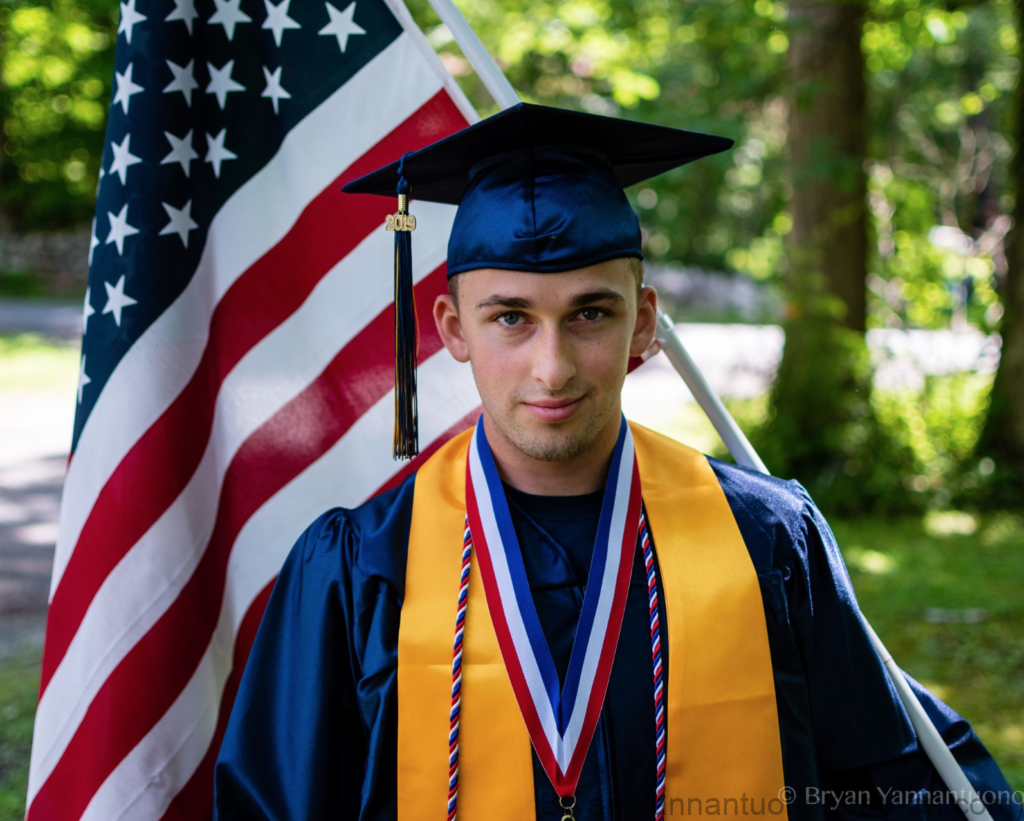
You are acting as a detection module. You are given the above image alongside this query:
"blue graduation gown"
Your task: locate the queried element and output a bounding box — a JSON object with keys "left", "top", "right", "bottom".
{"left": 213, "top": 459, "right": 1021, "bottom": 821}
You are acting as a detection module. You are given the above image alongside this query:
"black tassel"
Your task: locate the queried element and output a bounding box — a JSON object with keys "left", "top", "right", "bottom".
{"left": 392, "top": 155, "right": 418, "bottom": 459}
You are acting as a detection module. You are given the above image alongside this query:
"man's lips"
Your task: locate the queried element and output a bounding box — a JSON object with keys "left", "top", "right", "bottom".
{"left": 521, "top": 396, "right": 585, "bottom": 422}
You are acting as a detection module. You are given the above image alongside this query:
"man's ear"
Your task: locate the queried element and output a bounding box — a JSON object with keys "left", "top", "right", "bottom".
{"left": 629, "top": 284, "right": 658, "bottom": 359}
{"left": 433, "top": 294, "right": 470, "bottom": 363}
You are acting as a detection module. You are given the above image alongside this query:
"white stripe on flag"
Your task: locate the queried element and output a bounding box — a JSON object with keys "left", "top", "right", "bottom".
{"left": 77, "top": 350, "right": 479, "bottom": 821}
{"left": 52, "top": 32, "right": 447, "bottom": 596}
{"left": 29, "top": 207, "right": 453, "bottom": 800}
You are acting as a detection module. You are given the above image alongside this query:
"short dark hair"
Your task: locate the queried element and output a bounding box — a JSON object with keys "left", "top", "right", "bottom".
{"left": 448, "top": 256, "right": 643, "bottom": 310}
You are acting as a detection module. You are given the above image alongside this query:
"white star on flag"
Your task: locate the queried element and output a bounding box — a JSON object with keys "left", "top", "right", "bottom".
{"left": 206, "top": 60, "right": 246, "bottom": 110}
{"left": 159, "top": 200, "right": 199, "bottom": 247}
{"left": 160, "top": 129, "right": 198, "bottom": 176}
{"left": 319, "top": 1, "right": 365, "bottom": 53}
{"left": 209, "top": 0, "right": 252, "bottom": 40}
{"left": 102, "top": 275, "right": 139, "bottom": 327}
{"left": 82, "top": 286, "right": 95, "bottom": 334}
{"left": 105, "top": 203, "right": 140, "bottom": 255}
{"left": 112, "top": 63, "right": 145, "bottom": 115}
{"left": 165, "top": 0, "right": 198, "bottom": 34}
{"left": 117, "top": 0, "right": 147, "bottom": 43}
{"left": 88, "top": 218, "right": 99, "bottom": 266}
{"left": 109, "top": 134, "right": 142, "bottom": 185}
{"left": 205, "top": 129, "right": 238, "bottom": 178}
{"left": 262, "top": 0, "right": 300, "bottom": 46}
{"left": 164, "top": 59, "right": 199, "bottom": 106}
{"left": 261, "top": 66, "right": 291, "bottom": 114}
{"left": 77, "top": 356, "right": 91, "bottom": 404}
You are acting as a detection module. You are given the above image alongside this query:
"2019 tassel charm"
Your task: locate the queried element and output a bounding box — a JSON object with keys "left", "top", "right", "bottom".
{"left": 388, "top": 155, "right": 418, "bottom": 459}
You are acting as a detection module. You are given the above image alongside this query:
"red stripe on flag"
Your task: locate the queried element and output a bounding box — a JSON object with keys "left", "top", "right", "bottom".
{"left": 28, "top": 265, "right": 450, "bottom": 821}
{"left": 158, "top": 408, "right": 480, "bottom": 821}
{"left": 156, "top": 577, "right": 274, "bottom": 821}
{"left": 40, "top": 90, "right": 469, "bottom": 695}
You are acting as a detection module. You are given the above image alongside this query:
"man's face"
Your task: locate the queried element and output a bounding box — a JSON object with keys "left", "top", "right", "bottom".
{"left": 433, "top": 258, "right": 657, "bottom": 463}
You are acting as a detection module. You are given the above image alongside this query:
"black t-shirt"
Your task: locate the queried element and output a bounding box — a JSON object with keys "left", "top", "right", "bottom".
{"left": 503, "top": 482, "right": 604, "bottom": 689}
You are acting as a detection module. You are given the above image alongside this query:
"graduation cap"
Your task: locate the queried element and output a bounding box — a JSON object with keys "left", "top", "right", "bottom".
{"left": 342, "top": 102, "right": 733, "bottom": 458}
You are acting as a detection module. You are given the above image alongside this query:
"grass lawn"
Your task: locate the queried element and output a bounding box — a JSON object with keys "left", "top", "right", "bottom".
{"left": 0, "top": 333, "right": 80, "bottom": 394}
{"left": 835, "top": 510, "right": 1024, "bottom": 790}
{"left": 0, "top": 647, "right": 40, "bottom": 821}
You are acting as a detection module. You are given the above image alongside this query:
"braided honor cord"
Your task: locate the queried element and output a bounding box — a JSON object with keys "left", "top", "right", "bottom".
{"left": 640, "top": 507, "right": 666, "bottom": 821}
{"left": 446, "top": 519, "right": 473, "bottom": 821}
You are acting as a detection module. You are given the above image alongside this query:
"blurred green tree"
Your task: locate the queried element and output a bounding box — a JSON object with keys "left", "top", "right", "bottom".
{"left": 864, "top": 0, "right": 1016, "bottom": 333}
{"left": 0, "top": 0, "right": 117, "bottom": 228}
{"left": 754, "top": 0, "right": 901, "bottom": 512}
{"left": 407, "top": 0, "right": 791, "bottom": 277}
{"left": 752, "top": 0, "right": 1020, "bottom": 509}
{"left": 974, "top": 0, "right": 1024, "bottom": 504}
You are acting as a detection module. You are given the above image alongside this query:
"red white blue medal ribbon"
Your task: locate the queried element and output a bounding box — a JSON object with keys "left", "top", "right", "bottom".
{"left": 464, "top": 414, "right": 642, "bottom": 798}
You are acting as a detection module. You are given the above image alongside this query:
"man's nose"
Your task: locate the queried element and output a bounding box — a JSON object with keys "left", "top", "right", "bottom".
{"left": 530, "top": 325, "right": 576, "bottom": 391}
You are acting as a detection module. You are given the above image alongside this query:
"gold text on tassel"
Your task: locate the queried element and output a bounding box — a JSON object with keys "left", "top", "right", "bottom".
{"left": 386, "top": 193, "right": 416, "bottom": 232}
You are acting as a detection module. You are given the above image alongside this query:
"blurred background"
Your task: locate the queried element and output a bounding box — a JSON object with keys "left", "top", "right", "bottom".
{"left": 0, "top": 0, "right": 1022, "bottom": 814}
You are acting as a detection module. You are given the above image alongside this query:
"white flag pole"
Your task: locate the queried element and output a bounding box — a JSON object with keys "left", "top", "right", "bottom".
{"left": 423, "top": 1, "right": 992, "bottom": 815}
{"left": 654, "top": 312, "right": 768, "bottom": 472}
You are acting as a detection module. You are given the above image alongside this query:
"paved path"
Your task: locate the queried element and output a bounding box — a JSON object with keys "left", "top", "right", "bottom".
{"left": 0, "top": 301, "right": 80, "bottom": 653}
{"left": 0, "top": 298, "right": 81, "bottom": 341}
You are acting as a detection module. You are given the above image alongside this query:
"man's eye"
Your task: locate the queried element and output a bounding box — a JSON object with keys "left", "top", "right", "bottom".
{"left": 579, "top": 307, "right": 605, "bottom": 321}
{"left": 497, "top": 312, "right": 521, "bottom": 327}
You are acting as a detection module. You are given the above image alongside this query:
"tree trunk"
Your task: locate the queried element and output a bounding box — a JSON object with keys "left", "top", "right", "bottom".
{"left": 975, "top": 0, "right": 1024, "bottom": 500}
{"left": 758, "top": 0, "right": 877, "bottom": 510}
{"left": 786, "top": 0, "right": 868, "bottom": 332}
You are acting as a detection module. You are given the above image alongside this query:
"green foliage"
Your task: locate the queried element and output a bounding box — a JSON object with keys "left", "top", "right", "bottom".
{"left": 729, "top": 347, "right": 992, "bottom": 514}
{"left": 865, "top": 0, "right": 1018, "bottom": 332}
{"left": 407, "top": 0, "right": 791, "bottom": 274}
{"left": 0, "top": 0, "right": 117, "bottom": 227}
{"left": 873, "top": 372, "right": 993, "bottom": 502}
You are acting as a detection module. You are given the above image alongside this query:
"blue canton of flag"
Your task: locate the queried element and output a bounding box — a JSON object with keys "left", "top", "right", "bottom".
{"left": 78, "top": 0, "right": 402, "bottom": 445}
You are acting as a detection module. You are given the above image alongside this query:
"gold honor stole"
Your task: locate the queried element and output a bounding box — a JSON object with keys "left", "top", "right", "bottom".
{"left": 398, "top": 422, "right": 787, "bottom": 819}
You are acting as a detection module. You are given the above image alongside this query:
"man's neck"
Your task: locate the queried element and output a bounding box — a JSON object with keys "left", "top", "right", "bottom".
{"left": 481, "top": 410, "right": 622, "bottom": 496}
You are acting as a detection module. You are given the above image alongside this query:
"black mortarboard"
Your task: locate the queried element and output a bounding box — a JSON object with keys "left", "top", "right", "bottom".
{"left": 342, "top": 102, "right": 733, "bottom": 458}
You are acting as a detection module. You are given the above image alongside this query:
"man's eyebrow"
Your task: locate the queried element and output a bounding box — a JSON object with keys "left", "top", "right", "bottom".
{"left": 569, "top": 289, "right": 626, "bottom": 308}
{"left": 473, "top": 289, "right": 625, "bottom": 311}
{"left": 474, "top": 295, "right": 533, "bottom": 310}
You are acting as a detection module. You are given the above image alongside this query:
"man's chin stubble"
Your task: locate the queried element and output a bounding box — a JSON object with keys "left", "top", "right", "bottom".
{"left": 502, "top": 416, "right": 605, "bottom": 463}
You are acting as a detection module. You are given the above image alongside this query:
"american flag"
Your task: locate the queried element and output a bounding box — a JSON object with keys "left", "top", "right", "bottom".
{"left": 26, "top": 0, "right": 481, "bottom": 816}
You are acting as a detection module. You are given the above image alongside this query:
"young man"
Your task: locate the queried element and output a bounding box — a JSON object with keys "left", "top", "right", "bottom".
{"left": 213, "top": 104, "right": 1019, "bottom": 821}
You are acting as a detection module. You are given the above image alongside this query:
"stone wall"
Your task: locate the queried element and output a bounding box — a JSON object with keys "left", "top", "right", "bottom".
{"left": 0, "top": 228, "right": 90, "bottom": 296}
